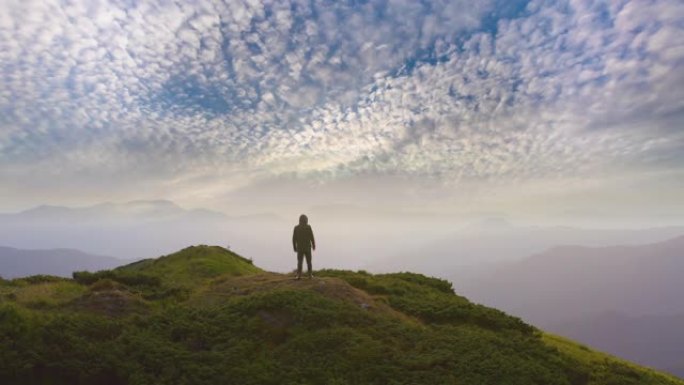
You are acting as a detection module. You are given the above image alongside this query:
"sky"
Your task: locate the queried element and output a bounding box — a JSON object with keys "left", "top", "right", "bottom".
{"left": 1, "top": 0, "right": 683, "bottom": 225}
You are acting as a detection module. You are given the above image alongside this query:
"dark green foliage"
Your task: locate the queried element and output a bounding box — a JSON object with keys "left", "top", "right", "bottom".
{"left": 386, "top": 272, "right": 455, "bottom": 294}
{"left": 73, "top": 270, "right": 161, "bottom": 288}
{"left": 13, "top": 275, "right": 68, "bottom": 285}
{"left": 0, "top": 251, "right": 681, "bottom": 385}
{"left": 72, "top": 270, "right": 180, "bottom": 302}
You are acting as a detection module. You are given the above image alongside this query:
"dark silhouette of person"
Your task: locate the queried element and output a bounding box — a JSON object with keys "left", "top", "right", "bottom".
{"left": 292, "top": 214, "right": 315, "bottom": 279}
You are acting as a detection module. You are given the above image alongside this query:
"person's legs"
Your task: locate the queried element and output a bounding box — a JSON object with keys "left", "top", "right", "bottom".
{"left": 305, "top": 249, "right": 312, "bottom": 277}
{"left": 296, "top": 251, "right": 304, "bottom": 278}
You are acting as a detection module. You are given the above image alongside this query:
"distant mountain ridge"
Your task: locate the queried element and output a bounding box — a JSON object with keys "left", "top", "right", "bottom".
{"left": 371, "top": 220, "right": 684, "bottom": 276}
{"left": 459, "top": 235, "right": 684, "bottom": 318}
{"left": 0, "top": 246, "right": 125, "bottom": 279}
{"left": 0, "top": 200, "right": 287, "bottom": 263}
{"left": 456, "top": 235, "right": 684, "bottom": 378}
{"left": 6, "top": 200, "right": 229, "bottom": 222}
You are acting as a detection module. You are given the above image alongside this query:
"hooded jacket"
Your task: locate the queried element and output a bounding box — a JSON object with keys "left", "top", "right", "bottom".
{"left": 292, "top": 214, "right": 316, "bottom": 252}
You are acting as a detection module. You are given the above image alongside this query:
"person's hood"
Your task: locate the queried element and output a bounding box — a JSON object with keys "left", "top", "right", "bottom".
{"left": 299, "top": 214, "right": 308, "bottom": 225}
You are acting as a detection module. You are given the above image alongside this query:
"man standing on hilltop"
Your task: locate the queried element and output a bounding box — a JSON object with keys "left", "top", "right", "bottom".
{"left": 292, "top": 214, "right": 316, "bottom": 280}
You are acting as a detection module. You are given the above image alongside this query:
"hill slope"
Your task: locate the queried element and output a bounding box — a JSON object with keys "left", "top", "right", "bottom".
{"left": 115, "top": 245, "right": 262, "bottom": 286}
{"left": 0, "top": 245, "right": 681, "bottom": 385}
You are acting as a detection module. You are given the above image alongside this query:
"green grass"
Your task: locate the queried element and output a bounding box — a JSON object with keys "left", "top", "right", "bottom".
{"left": 0, "top": 246, "right": 681, "bottom": 385}
{"left": 0, "top": 278, "right": 86, "bottom": 308}
{"left": 116, "top": 245, "right": 262, "bottom": 287}
{"left": 543, "top": 333, "right": 683, "bottom": 385}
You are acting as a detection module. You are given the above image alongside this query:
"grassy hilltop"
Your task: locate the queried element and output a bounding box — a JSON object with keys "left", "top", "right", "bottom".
{"left": 0, "top": 245, "right": 681, "bottom": 385}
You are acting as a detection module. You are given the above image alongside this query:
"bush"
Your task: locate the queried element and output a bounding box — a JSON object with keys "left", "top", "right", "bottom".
{"left": 73, "top": 271, "right": 161, "bottom": 288}
{"left": 73, "top": 271, "right": 112, "bottom": 285}
{"left": 89, "top": 279, "right": 125, "bottom": 292}
{"left": 16, "top": 275, "right": 67, "bottom": 285}
{"left": 383, "top": 272, "right": 454, "bottom": 294}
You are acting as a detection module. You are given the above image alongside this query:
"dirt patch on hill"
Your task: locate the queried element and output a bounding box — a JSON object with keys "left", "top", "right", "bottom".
{"left": 66, "top": 289, "right": 148, "bottom": 317}
{"left": 203, "top": 272, "right": 417, "bottom": 323}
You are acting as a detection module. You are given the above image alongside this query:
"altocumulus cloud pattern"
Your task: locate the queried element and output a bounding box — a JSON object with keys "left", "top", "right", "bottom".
{"left": 0, "top": 0, "right": 683, "bottom": 198}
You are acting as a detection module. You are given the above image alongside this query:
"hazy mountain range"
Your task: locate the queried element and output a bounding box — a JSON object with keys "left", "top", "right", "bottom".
{"left": 0, "top": 246, "right": 124, "bottom": 279}
{"left": 3, "top": 199, "right": 684, "bottom": 274}
{"left": 0, "top": 200, "right": 289, "bottom": 267}
{"left": 455, "top": 235, "right": 684, "bottom": 378}
{"left": 368, "top": 219, "right": 684, "bottom": 277}
{"left": 7, "top": 200, "right": 229, "bottom": 222}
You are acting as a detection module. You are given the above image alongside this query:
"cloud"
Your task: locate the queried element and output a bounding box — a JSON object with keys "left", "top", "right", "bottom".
{"left": 0, "top": 0, "right": 682, "bottom": 217}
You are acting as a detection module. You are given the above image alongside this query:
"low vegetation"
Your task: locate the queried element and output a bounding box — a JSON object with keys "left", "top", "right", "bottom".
{"left": 0, "top": 245, "right": 681, "bottom": 385}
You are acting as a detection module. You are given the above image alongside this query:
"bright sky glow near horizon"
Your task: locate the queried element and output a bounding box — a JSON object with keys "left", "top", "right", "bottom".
{"left": 1, "top": 0, "right": 683, "bottom": 225}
